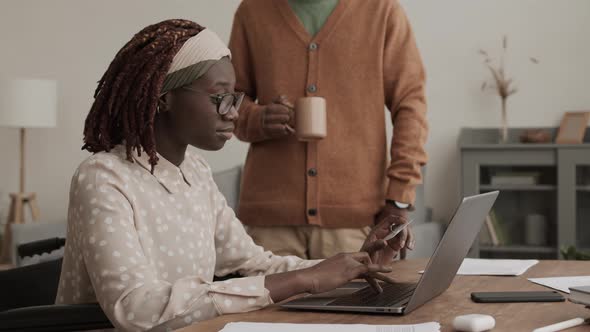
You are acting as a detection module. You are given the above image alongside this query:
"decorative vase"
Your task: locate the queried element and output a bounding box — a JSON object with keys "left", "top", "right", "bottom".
{"left": 500, "top": 97, "right": 508, "bottom": 144}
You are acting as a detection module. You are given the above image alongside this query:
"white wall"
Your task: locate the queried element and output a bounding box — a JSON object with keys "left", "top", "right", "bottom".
{"left": 403, "top": 0, "right": 590, "bottom": 221}
{"left": 0, "top": 0, "right": 589, "bottom": 225}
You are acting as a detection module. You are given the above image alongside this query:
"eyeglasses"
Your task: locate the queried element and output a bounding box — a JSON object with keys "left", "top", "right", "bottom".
{"left": 181, "top": 86, "right": 244, "bottom": 115}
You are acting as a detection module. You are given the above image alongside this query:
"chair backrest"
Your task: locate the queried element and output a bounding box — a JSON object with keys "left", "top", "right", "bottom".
{"left": 17, "top": 237, "right": 65, "bottom": 259}
{"left": 0, "top": 303, "right": 112, "bottom": 332}
{"left": 212, "top": 165, "right": 242, "bottom": 211}
{"left": 0, "top": 238, "right": 113, "bottom": 331}
{"left": 11, "top": 222, "right": 66, "bottom": 266}
{"left": 0, "top": 237, "right": 67, "bottom": 311}
{"left": 0, "top": 257, "right": 63, "bottom": 312}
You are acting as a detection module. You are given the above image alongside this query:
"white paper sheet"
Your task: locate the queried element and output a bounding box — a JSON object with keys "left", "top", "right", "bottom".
{"left": 219, "top": 322, "right": 441, "bottom": 332}
{"left": 528, "top": 276, "right": 590, "bottom": 293}
{"left": 419, "top": 258, "right": 539, "bottom": 276}
{"left": 456, "top": 258, "right": 539, "bottom": 275}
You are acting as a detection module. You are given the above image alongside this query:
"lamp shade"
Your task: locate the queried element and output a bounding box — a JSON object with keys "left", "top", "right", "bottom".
{"left": 0, "top": 78, "right": 57, "bottom": 128}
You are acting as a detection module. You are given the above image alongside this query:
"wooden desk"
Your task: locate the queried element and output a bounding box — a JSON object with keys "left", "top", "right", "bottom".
{"left": 181, "top": 260, "right": 590, "bottom": 332}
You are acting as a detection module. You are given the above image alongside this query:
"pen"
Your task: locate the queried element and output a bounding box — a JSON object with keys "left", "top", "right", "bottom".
{"left": 384, "top": 219, "right": 414, "bottom": 241}
{"left": 533, "top": 317, "right": 589, "bottom": 332}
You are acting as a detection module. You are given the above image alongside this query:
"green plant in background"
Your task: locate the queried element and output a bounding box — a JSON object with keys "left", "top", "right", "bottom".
{"left": 561, "top": 245, "right": 590, "bottom": 260}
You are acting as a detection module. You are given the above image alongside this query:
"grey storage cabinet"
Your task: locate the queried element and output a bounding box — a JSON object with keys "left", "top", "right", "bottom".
{"left": 460, "top": 128, "right": 590, "bottom": 259}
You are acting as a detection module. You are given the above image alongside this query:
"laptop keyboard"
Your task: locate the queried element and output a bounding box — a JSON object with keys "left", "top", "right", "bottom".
{"left": 328, "top": 282, "right": 417, "bottom": 307}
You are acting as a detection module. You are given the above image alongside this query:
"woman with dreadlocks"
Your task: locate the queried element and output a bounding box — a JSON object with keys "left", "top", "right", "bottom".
{"left": 56, "top": 19, "right": 401, "bottom": 331}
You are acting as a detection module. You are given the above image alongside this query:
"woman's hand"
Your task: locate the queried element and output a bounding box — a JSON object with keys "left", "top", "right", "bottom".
{"left": 301, "top": 252, "right": 395, "bottom": 294}
{"left": 265, "top": 252, "right": 397, "bottom": 302}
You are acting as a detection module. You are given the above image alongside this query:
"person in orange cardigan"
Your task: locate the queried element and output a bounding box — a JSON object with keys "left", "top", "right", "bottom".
{"left": 229, "top": 0, "right": 429, "bottom": 259}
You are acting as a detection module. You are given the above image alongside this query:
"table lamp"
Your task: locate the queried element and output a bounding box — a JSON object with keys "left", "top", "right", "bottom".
{"left": 0, "top": 78, "right": 57, "bottom": 262}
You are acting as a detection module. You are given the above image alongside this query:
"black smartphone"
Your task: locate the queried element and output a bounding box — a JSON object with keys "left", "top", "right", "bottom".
{"left": 471, "top": 291, "right": 565, "bottom": 303}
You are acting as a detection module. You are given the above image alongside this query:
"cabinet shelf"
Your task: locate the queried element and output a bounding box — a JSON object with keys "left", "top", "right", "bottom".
{"left": 460, "top": 127, "right": 590, "bottom": 260}
{"left": 480, "top": 184, "right": 556, "bottom": 191}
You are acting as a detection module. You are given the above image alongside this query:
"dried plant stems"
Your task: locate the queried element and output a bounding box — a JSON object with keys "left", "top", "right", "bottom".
{"left": 479, "top": 35, "right": 538, "bottom": 143}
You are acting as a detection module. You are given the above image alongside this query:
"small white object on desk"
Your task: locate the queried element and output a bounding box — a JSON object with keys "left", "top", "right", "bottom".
{"left": 452, "top": 314, "right": 495, "bottom": 332}
{"left": 532, "top": 317, "right": 589, "bottom": 332}
{"left": 528, "top": 276, "right": 590, "bottom": 293}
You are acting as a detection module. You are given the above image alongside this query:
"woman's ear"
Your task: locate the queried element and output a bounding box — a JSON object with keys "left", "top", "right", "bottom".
{"left": 158, "top": 92, "right": 172, "bottom": 113}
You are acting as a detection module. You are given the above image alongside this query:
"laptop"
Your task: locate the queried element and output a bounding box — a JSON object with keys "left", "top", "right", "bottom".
{"left": 281, "top": 191, "right": 499, "bottom": 314}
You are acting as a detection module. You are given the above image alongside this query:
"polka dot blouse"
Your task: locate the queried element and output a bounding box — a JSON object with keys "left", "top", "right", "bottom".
{"left": 56, "top": 145, "right": 319, "bottom": 331}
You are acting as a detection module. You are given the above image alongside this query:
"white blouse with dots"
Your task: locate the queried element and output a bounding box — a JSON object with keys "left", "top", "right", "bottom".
{"left": 56, "top": 145, "right": 318, "bottom": 332}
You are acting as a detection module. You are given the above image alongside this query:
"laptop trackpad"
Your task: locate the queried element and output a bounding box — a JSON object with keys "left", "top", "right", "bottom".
{"left": 308, "top": 287, "right": 363, "bottom": 298}
{"left": 287, "top": 282, "right": 368, "bottom": 306}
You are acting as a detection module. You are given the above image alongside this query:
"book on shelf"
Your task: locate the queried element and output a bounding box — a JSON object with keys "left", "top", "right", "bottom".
{"left": 569, "top": 286, "right": 590, "bottom": 306}
{"left": 484, "top": 210, "right": 508, "bottom": 246}
{"left": 479, "top": 218, "right": 492, "bottom": 245}
{"left": 490, "top": 171, "right": 541, "bottom": 186}
{"left": 482, "top": 215, "right": 499, "bottom": 246}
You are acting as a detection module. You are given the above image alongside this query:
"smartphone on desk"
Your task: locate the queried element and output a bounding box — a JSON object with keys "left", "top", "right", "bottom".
{"left": 471, "top": 291, "right": 565, "bottom": 303}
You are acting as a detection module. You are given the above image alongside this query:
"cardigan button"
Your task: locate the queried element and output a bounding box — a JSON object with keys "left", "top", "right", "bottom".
{"left": 308, "top": 168, "right": 317, "bottom": 177}
{"left": 307, "top": 84, "right": 317, "bottom": 93}
{"left": 309, "top": 42, "right": 318, "bottom": 51}
{"left": 308, "top": 208, "right": 317, "bottom": 216}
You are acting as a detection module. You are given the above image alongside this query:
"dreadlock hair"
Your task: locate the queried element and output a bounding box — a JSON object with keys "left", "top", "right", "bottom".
{"left": 82, "top": 19, "right": 204, "bottom": 172}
